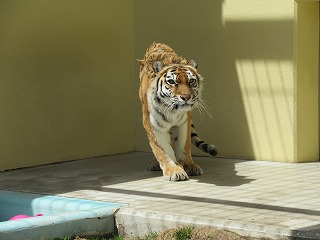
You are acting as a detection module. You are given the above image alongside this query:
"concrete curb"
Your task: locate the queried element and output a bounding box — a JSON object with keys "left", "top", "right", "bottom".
{"left": 115, "top": 207, "right": 320, "bottom": 240}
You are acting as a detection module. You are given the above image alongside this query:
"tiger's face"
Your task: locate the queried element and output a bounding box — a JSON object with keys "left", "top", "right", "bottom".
{"left": 152, "top": 60, "right": 203, "bottom": 112}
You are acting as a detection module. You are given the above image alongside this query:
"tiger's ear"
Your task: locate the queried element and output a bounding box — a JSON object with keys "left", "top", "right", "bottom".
{"left": 153, "top": 61, "right": 163, "bottom": 73}
{"left": 188, "top": 59, "right": 198, "bottom": 69}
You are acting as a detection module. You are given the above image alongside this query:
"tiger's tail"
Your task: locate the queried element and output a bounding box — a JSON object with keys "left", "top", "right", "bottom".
{"left": 191, "top": 124, "right": 218, "bottom": 156}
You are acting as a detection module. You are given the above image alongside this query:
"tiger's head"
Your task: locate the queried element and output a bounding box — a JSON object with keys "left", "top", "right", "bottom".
{"left": 151, "top": 59, "right": 203, "bottom": 112}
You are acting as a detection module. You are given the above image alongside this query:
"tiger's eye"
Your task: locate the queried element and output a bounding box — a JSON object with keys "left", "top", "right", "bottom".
{"left": 189, "top": 78, "right": 196, "bottom": 85}
{"left": 166, "top": 79, "right": 176, "bottom": 85}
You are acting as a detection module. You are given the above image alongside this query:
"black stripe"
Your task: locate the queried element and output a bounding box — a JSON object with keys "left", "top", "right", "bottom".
{"left": 159, "top": 78, "right": 163, "bottom": 90}
{"left": 191, "top": 124, "right": 195, "bottom": 128}
{"left": 202, "top": 143, "right": 209, "bottom": 152}
{"left": 191, "top": 133, "right": 198, "bottom": 138}
{"left": 157, "top": 78, "right": 167, "bottom": 99}
{"left": 155, "top": 96, "right": 161, "bottom": 103}
{"left": 154, "top": 119, "right": 163, "bottom": 129}
{"left": 154, "top": 105, "right": 168, "bottom": 122}
{"left": 166, "top": 89, "right": 173, "bottom": 98}
{"left": 156, "top": 78, "right": 161, "bottom": 95}
{"left": 196, "top": 140, "right": 205, "bottom": 148}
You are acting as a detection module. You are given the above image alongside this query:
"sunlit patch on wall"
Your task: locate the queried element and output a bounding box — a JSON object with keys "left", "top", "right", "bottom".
{"left": 235, "top": 59, "right": 294, "bottom": 161}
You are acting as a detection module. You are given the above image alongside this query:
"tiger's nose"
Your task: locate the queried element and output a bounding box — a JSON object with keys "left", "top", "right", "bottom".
{"left": 180, "top": 94, "right": 191, "bottom": 102}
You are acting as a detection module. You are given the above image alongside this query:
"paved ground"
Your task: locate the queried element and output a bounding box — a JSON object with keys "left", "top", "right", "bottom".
{"left": 0, "top": 152, "right": 319, "bottom": 239}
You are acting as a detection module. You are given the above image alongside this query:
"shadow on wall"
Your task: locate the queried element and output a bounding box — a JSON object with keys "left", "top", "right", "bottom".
{"left": 0, "top": 1, "right": 134, "bottom": 170}
{"left": 225, "top": 19, "right": 293, "bottom": 161}
{"left": 134, "top": 0, "right": 294, "bottom": 161}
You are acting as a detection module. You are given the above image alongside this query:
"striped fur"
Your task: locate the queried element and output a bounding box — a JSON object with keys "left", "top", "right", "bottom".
{"left": 191, "top": 124, "right": 218, "bottom": 156}
{"left": 139, "top": 43, "right": 217, "bottom": 181}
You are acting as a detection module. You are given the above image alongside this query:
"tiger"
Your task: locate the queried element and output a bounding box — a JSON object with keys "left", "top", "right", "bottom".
{"left": 138, "top": 42, "right": 218, "bottom": 181}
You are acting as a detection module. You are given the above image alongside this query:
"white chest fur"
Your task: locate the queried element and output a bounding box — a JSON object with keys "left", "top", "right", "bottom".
{"left": 147, "top": 91, "right": 188, "bottom": 132}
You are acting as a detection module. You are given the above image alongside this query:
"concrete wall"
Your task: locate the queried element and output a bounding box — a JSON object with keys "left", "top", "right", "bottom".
{"left": 0, "top": 0, "right": 318, "bottom": 171}
{"left": 0, "top": 0, "right": 134, "bottom": 170}
{"left": 295, "top": 0, "right": 319, "bottom": 162}
{"left": 134, "top": 0, "right": 319, "bottom": 162}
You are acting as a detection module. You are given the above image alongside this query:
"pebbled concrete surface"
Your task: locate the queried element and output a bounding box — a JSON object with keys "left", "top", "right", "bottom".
{"left": 0, "top": 152, "right": 319, "bottom": 239}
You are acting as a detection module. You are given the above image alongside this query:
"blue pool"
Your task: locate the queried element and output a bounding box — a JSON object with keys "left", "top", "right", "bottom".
{"left": 0, "top": 190, "right": 125, "bottom": 240}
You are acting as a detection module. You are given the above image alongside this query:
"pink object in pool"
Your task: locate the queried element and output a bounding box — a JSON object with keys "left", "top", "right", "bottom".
{"left": 9, "top": 214, "right": 43, "bottom": 221}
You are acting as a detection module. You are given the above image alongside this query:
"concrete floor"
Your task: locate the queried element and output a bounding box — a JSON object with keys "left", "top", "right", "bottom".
{"left": 0, "top": 152, "right": 319, "bottom": 239}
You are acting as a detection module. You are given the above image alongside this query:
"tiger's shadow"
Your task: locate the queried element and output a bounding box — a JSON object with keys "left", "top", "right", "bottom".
{"left": 191, "top": 156, "right": 255, "bottom": 186}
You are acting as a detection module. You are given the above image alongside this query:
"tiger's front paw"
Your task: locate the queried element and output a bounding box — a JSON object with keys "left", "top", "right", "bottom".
{"left": 163, "top": 165, "right": 189, "bottom": 181}
{"left": 184, "top": 164, "right": 203, "bottom": 176}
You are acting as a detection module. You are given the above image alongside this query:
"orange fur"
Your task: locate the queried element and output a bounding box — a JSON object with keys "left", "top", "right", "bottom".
{"left": 139, "top": 43, "right": 204, "bottom": 181}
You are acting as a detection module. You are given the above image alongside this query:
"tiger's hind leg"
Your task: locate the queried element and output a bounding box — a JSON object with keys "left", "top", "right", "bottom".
{"left": 178, "top": 150, "right": 204, "bottom": 176}
{"left": 148, "top": 160, "right": 161, "bottom": 171}
{"left": 182, "top": 159, "right": 204, "bottom": 176}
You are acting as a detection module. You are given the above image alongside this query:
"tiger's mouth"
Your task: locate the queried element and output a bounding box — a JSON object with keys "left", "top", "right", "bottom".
{"left": 173, "top": 101, "right": 195, "bottom": 110}
{"left": 158, "top": 95, "right": 197, "bottom": 111}
{"left": 178, "top": 97, "right": 196, "bottom": 106}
